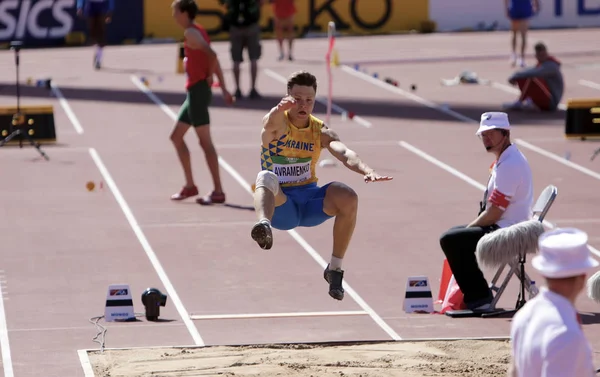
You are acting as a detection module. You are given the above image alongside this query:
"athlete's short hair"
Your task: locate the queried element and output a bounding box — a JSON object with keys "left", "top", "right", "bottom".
{"left": 172, "top": 0, "right": 198, "bottom": 20}
{"left": 287, "top": 71, "right": 318, "bottom": 93}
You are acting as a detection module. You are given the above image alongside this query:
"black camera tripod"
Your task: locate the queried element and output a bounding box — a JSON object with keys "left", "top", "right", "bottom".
{"left": 0, "top": 41, "right": 49, "bottom": 160}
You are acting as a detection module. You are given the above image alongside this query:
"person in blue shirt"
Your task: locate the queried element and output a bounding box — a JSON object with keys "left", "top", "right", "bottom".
{"left": 505, "top": 0, "right": 539, "bottom": 67}
{"left": 76, "top": 0, "right": 115, "bottom": 69}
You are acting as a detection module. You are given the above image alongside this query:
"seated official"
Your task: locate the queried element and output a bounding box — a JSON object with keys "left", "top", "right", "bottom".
{"left": 503, "top": 42, "right": 564, "bottom": 112}
{"left": 440, "top": 112, "right": 534, "bottom": 311}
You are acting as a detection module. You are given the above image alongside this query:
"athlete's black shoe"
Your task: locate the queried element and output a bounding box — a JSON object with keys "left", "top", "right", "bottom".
{"left": 323, "top": 264, "right": 345, "bottom": 300}
{"left": 251, "top": 220, "right": 273, "bottom": 250}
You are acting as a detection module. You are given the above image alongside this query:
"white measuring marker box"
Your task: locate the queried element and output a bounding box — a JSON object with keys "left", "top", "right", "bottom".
{"left": 104, "top": 284, "right": 135, "bottom": 322}
{"left": 403, "top": 276, "right": 434, "bottom": 313}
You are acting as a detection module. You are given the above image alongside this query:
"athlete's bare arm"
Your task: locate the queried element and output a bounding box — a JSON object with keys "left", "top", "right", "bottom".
{"left": 321, "top": 126, "right": 393, "bottom": 183}
{"left": 211, "top": 58, "right": 233, "bottom": 105}
{"left": 261, "top": 96, "right": 295, "bottom": 146}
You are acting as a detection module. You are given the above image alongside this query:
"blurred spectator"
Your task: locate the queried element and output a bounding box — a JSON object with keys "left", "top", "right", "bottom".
{"left": 505, "top": 0, "right": 539, "bottom": 67}
{"left": 220, "top": 0, "right": 264, "bottom": 99}
{"left": 270, "top": 0, "right": 296, "bottom": 61}
{"left": 77, "top": 0, "right": 114, "bottom": 70}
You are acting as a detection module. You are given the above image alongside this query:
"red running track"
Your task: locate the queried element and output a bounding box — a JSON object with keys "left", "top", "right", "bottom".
{"left": 0, "top": 28, "right": 600, "bottom": 376}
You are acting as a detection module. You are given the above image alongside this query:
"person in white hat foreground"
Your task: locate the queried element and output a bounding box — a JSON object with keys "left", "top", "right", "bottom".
{"left": 440, "top": 112, "right": 534, "bottom": 310}
{"left": 509, "top": 228, "right": 599, "bottom": 377}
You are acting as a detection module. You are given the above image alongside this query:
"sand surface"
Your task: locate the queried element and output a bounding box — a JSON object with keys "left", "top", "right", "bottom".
{"left": 87, "top": 339, "right": 512, "bottom": 377}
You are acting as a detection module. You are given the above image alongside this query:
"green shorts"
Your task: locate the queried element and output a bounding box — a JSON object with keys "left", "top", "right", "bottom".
{"left": 177, "top": 79, "right": 212, "bottom": 127}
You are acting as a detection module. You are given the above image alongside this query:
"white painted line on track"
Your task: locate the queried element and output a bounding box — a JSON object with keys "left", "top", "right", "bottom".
{"left": 399, "top": 141, "right": 486, "bottom": 191}
{"left": 579, "top": 79, "right": 600, "bottom": 91}
{"left": 89, "top": 147, "right": 204, "bottom": 346}
{"left": 340, "top": 63, "right": 600, "bottom": 187}
{"left": 78, "top": 349, "right": 95, "bottom": 377}
{"left": 340, "top": 64, "right": 474, "bottom": 123}
{"left": 130, "top": 74, "right": 402, "bottom": 342}
{"left": 398, "top": 140, "right": 600, "bottom": 259}
{"left": 515, "top": 139, "right": 600, "bottom": 181}
{"left": 0, "top": 280, "right": 14, "bottom": 377}
{"left": 190, "top": 310, "right": 367, "bottom": 320}
{"left": 263, "top": 68, "right": 372, "bottom": 128}
{"left": 50, "top": 82, "right": 84, "bottom": 134}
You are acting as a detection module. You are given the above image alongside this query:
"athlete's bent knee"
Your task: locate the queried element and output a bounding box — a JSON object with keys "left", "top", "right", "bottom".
{"left": 255, "top": 170, "right": 280, "bottom": 196}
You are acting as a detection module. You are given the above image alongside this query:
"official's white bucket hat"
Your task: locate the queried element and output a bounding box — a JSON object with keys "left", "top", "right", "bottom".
{"left": 532, "top": 228, "right": 599, "bottom": 279}
{"left": 476, "top": 112, "right": 511, "bottom": 136}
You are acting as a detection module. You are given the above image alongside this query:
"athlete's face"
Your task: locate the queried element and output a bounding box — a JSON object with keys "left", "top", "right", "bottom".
{"left": 172, "top": 7, "right": 187, "bottom": 28}
{"left": 288, "top": 85, "right": 316, "bottom": 121}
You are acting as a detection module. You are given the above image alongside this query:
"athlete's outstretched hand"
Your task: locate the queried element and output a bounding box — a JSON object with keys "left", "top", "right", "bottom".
{"left": 364, "top": 171, "right": 393, "bottom": 183}
{"left": 276, "top": 96, "right": 296, "bottom": 112}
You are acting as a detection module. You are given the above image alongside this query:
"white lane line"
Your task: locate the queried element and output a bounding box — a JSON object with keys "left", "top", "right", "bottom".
{"left": 130, "top": 74, "right": 402, "bottom": 341}
{"left": 88, "top": 147, "right": 204, "bottom": 347}
{"left": 341, "top": 64, "right": 600, "bottom": 186}
{"left": 398, "top": 140, "right": 600, "bottom": 259}
{"left": 514, "top": 139, "right": 600, "bottom": 182}
{"left": 0, "top": 281, "right": 14, "bottom": 377}
{"left": 399, "top": 141, "right": 486, "bottom": 191}
{"left": 579, "top": 79, "right": 600, "bottom": 91}
{"left": 490, "top": 82, "right": 566, "bottom": 110}
{"left": 340, "top": 64, "right": 474, "bottom": 123}
{"left": 263, "top": 68, "right": 372, "bottom": 128}
{"left": 78, "top": 349, "right": 95, "bottom": 377}
{"left": 190, "top": 311, "right": 367, "bottom": 320}
{"left": 49, "top": 82, "right": 84, "bottom": 134}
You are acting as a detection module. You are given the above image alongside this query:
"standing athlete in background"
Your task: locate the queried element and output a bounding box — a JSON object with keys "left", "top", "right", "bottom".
{"left": 76, "top": 0, "right": 114, "bottom": 70}
{"left": 270, "top": 0, "right": 296, "bottom": 61}
{"left": 505, "top": 0, "right": 539, "bottom": 67}
{"left": 170, "top": 0, "right": 234, "bottom": 205}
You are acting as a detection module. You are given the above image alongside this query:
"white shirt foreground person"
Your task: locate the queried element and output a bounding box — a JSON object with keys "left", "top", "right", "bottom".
{"left": 509, "top": 228, "right": 599, "bottom": 377}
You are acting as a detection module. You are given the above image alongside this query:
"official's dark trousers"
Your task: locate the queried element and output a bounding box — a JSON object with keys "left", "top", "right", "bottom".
{"left": 439, "top": 224, "right": 498, "bottom": 308}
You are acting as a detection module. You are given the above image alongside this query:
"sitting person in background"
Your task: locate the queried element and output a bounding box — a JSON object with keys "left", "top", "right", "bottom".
{"left": 503, "top": 42, "right": 564, "bottom": 112}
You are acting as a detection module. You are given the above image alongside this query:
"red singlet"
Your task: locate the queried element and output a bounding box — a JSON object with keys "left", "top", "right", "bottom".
{"left": 272, "top": 0, "right": 296, "bottom": 19}
{"left": 183, "top": 24, "right": 211, "bottom": 89}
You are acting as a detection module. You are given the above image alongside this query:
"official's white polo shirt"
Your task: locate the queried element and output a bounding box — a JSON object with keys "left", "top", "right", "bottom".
{"left": 510, "top": 287, "right": 596, "bottom": 377}
{"left": 484, "top": 144, "right": 534, "bottom": 228}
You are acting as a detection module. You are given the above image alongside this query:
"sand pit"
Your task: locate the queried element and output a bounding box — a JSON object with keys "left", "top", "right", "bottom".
{"left": 86, "top": 338, "right": 512, "bottom": 377}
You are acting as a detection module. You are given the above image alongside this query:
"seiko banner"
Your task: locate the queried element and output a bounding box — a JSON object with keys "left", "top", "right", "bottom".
{"left": 0, "top": 0, "right": 144, "bottom": 47}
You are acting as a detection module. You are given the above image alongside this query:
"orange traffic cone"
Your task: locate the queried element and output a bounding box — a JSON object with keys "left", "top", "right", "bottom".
{"left": 437, "top": 259, "right": 452, "bottom": 303}
{"left": 440, "top": 275, "right": 467, "bottom": 314}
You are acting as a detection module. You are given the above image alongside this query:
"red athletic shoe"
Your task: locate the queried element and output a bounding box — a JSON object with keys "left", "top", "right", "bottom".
{"left": 196, "top": 191, "right": 226, "bottom": 205}
{"left": 171, "top": 186, "right": 198, "bottom": 200}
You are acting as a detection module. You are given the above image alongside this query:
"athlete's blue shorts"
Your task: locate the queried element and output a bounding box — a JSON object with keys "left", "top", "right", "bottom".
{"left": 509, "top": 2, "right": 533, "bottom": 20}
{"left": 271, "top": 182, "right": 334, "bottom": 231}
{"left": 84, "top": 1, "right": 109, "bottom": 17}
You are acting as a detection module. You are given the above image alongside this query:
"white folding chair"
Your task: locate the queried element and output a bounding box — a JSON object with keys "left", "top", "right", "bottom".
{"left": 476, "top": 184, "right": 558, "bottom": 317}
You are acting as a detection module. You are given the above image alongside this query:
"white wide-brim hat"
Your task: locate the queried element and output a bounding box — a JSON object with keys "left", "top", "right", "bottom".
{"left": 532, "top": 228, "right": 600, "bottom": 279}
{"left": 476, "top": 112, "right": 511, "bottom": 136}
